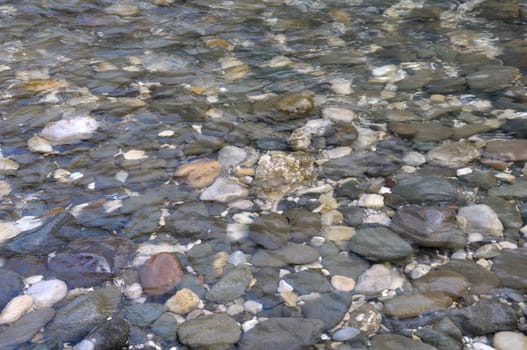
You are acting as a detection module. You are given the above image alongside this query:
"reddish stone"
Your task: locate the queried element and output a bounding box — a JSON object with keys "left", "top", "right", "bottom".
{"left": 140, "top": 253, "right": 184, "bottom": 296}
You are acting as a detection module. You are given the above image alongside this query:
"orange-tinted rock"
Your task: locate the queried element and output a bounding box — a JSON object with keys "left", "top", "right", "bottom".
{"left": 140, "top": 253, "right": 184, "bottom": 296}
{"left": 387, "top": 122, "right": 417, "bottom": 138}
{"left": 175, "top": 159, "right": 222, "bottom": 188}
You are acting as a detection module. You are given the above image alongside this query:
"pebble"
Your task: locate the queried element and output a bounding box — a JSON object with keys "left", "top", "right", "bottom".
{"left": 402, "top": 151, "right": 427, "bottom": 166}
{"left": 200, "top": 177, "right": 249, "bottom": 202}
{"left": 485, "top": 140, "right": 527, "bottom": 161}
{"left": 322, "top": 107, "right": 356, "bottom": 123}
{"left": 175, "top": 159, "right": 222, "bottom": 188}
{"left": 331, "top": 275, "right": 356, "bottom": 292}
{"left": 26, "top": 279, "right": 67, "bottom": 308}
{"left": 140, "top": 253, "right": 184, "bottom": 296}
{"left": 426, "top": 141, "right": 481, "bottom": 167}
{"left": 0, "top": 295, "right": 33, "bottom": 324}
{"left": 458, "top": 204, "right": 504, "bottom": 237}
{"left": 323, "top": 225, "right": 356, "bottom": 241}
{"left": 73, "top": 318, "right": 130, "bottom": 350}
{"left": 27, "top": 135, "right": 53, "bottom": 153}
{"left": 0, "top": 157, "right": 19, "bottom": 174}
{"left": 493, "top": 331, "right": 527, "bottom": 350}
{"left": 332, "top": 327, "right": 360, "bottom": 341}
{"left": 383, "top": 293, "right": 453, "bottom": 318}
{"left": 177, "top": 314, "right": 241, "bottom": 350}
{"left": 348, "top": 303, "right": 382, "bottom": 334}
{"left": 40, "top": 116, "right": 98, "bottom": 145}
{"left": 206, "top": 264, "right": 253, "bottom": 303}
{"left": 165, "top": 288, "right": 201, "bottom": 314}
{"left": 355, "top": 264, "right": 406, "bottom": 295}
{"left": 104, "top": 4, "right": 140, "bottom": 16}
{"left": 358, "top": 194, "right": 384, "bottom": 209}
{"left": 348, "top": 226, "right": 413, "bottom": 262}
{"left": 244, "top": 300, "right": 263, "bottom": 314}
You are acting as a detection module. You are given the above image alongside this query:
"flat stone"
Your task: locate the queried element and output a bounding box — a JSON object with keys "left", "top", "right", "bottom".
{"left": 413, "top": 123, "right": 453, "bottom": 142}
{"left": 165, "top": 288, "right": 201, "bottom": 314}
{"left": 276, "top": 91, "right": 315, "bottom": 117}
{"left": 391, "top": 205, "right": 465, "bottom": 249}
{"left": 323, "top": 225, "right": 356, "bottom": 241}
{"left": 73, "top": 318, "right": 130, "bottom": 350}
{"left": 151, "top": 312, "right": 178, "bottom": 340}
{"left": 200, "top": 177, "right": 248, "bottom": 202}
{"left": 0, "top": 295, "right": 33, "bottom": 325}
{"left": 286, "top": 208, "right": 321, "bottom": 243}
{"left": 302, "top": 291, "right": 353, "bottom": 330}
{"left": 415, "top": 328, "right": 462, "bottom": 350}
{"left": 413, "top": 270, "right": 470, "bottom": 298}
{"left": 175, "top": 159, "right": 222, "bottom": 188}
{"left": 493, "top": 331, "right": 527, "bottom": 350}
{"left": 252, "top": 243, "right": 320, "bottom": 267}
{"left": 0, "top": 269, "right": 24, "bottom": 310}
{"left": 238, "top": 318, "right": 324, "bottom": 350}
{"left": 331, "top": 275, "right": 356, "bottom": 292}
{"left": 488, "top": 179, "right": 527, "bottom": 199}
{"left": 332, "top": 327, "right": 360, "bottom": 341}
{"left": 437, "top": 260, "right": 500, "bottom": 295}
{"left": 348, "top": 303, "right": 382, "bottom": 334}
{"left": 177, "top": 313, "right": 241, "bottom": 350}
{"left": 466, "top": 66, "right": 520, "bottom": 92}
{"left": 0, "top": 308, "right": 55, "bottom": 350}
{"left": 140, "top": 253, "right": 184, "bottom": 296}
{"left": 348, "top": 226, "right": 413, "bottom": 262}
{"left": 426, "top": 141, "right": 480, "bottom": 167}
{"left": 485, "top": 140, "right": 527, "bottom": 161}
{"left": 218, "top": 145, "right": 248, "bottom": 168}
{"left": 392, "top": 175, "right": 460, "bottom": 204}
{"left": 248, "top": 213, "right": 290, "bottom": 249}
{"left": 284, "top": 270, "right": 331, "bottom": 295}
{"left": 358, "top": 194, "right": 384, "bottom": 209}
{"left": 370, "top": 334, "right": 438, "bottom": 350}
{"left": 355, "top": 264, "right": 406, "bottom": 295}
{"left": 458, "top": 204, "right": 503, "bottom": 237}
{"left": 206, "top": 265, "right": 253, "bottom": 303}
{"left": 492, "top": 247, "right": 527, "bottom": 291}
{"left": 125, "top": 303, "right": 168, "bottom": 327}
{"left": 321, "top": 253, "right": 369, "bottom": 280}
{"left": 384, "top": 293, "right": 453, "bottom": 318}
{"left": 450, "top": 300, "right": 517, "bottom": 336}
{"left": 27, "top": 279, "right": 68, "bottom": 308}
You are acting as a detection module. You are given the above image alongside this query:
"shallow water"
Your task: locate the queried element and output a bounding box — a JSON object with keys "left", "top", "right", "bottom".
{"left": 1, "top": 0, "right": 527, "bottom": 349}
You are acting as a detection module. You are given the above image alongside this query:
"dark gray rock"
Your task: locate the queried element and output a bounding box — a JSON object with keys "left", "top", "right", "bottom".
{"left": 436, "top": 260, "right": 500, "bottom": 295}
{"left": 392, "top": 175, "right": 459, "bottom": 204}
{"left": 123, "top": 207, "right": 161, "bottom": 239}
{"left": 47, "top": 237, "right": 136, "bottom": 288}
{"left": 252, "top": 243, "right": 320, "bottom": 267}
{"left": 74, "top": 318, "right": 130, "bottom": 350}
{"left": 248, "top": 213, "right": 290, "bottom": 249}
{"left": 321, "top": 254, "right": 370, "bottom": 280}
{"left": 321, "top": 151, "right": 400, "bottom": 180}
{"left": 177, "top": 314, "right": 241, "bottom": 350}
{"left": 481, "top": 197, "right": 523, "bottom": 232}
{"left": 301, "top": 291, "right": 353, "bottom": 330}
{"left": 250, "top": 267, "right": 280, "bottom": 298}
{"left": 283, "top": 270, "right": 331, "bottom": 295}
{"left": 0, "top": 308, "right": 55, "bottom": 350}
{"left": 348, "top": 226, "right": 413, "bottom": 262}
{"left": 125, "top": 303, "right": 168, "bottom": 327}
{"left": 206, "top": 264, "right": 254, "bottom": 303}
{"left": 488, "top": 179, "right": 527, "bottom": 199}
{"left": 415, "top": 328, "right": 462, "bottom": 350}
{"left": 0, "top": 269, "right": 24, "bottom": 309}
{"left": 449, "top": 300, "right": 517, "bottom": 335}
{"left": 164, "top": 202, "right": 226, "bottom": 240}
{"left": 285, "top": 208, "right": 321, "bottom": 243}
{"left": 391, "top": 206, "right": 465, "bottom": 249}
{"left": 492, "top": 247, "right": 527, "bottom": 291}
{"left": 238, "top": 318, "right": 324, "bottom": 350}
{"left": 466, "top": 66, "right": 520, "bottom": 92}
{"left": 46, "top": 286, "right": 121, "bottom": 342}
{"left": 24, "top": 338, "right": 63, "bottom": 350}
{"left": 151, "top": 312, "right": 178, "bottom": 340}
{"left": 370, "top": 334, "right": 438, "bottom": 350}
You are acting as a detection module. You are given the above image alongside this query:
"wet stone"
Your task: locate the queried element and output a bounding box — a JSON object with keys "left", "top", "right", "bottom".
{"left": 384, "top": 293, "right": 453, "bottom": 319}
{"left": 283, "top": 270, "right": 331, "bottom": 295}
{"left": 493, "top": 331, "right": 527, "bottom": 350}
{"left": 238, "top": 318, "right": 324, "bottom": 350}
{"left": 252, "top": 243, "right": 320, "bottom": 267}
{"left": 285, "top": 208, "right": 321, "bottom": 243}
{"left": 248, "top": 213, "right": 290, "bottom": 250}
{"left": 354, "top": 264, "right": 406, "bottom": 295}
{"left": 348, "top": 303, "right": 382, "bottom": 335}
{"left": 206, "top": 264, "right": 253, "bottom": 303}
{"left": 485, "top": 140, "right": 527, "bottom": 161}
{"left": 73, "top": 318, "right": 130, "bottom": 350}
{"left": 0, "top": 308, "right": 55, "bottom": 350}
{"left": 391, "top": 206, "right": 465, "bottom": 249}
{"left": 302, "top": 291, "right": 353, "bottom": 330}
{"left": 413, "top": 270, "right": 470, "bottom": 298}
{"left": 26, "top": 279, "right": 68, "bottom": 308}
{"left": 437, "top": 261, "right": 500, "bottom": 295}
{"left": 0, "top": 269, "right": 24, "bottom": 310}
{"left": 348, "top": 226, "right": 413, "bottom": 262}
{"left": 45, "top": 286, "right": 121, "bottom": 342}
{"left": 140, "top": 253, "right": 184, "bottom": 296}
{"left": 151, "top": 312, "right": 179, "bottom": 341}
{"left": 391, "top": 175, "right": 460, "bottom": 204}
{"left": 492, "top": 247, "right": 527, "bottom": 291}
{"left": 466, "top": 66, "right": 520, "bottom": 92}
{"left": 175, "top": 159, "right": 222, "bottom": 189}
{"left": 488, "top": 179, "right": 527, "bottom": 199}
{"left": 332, "top": 327, "right": 360, "bottom": 341}
{"left": 164, "top": 201, "right": 226, "bottom": 240}
{"left": 24, "top": 338, "right": 63, "bottom": 350}
{"left": 370, "top": 334, "right": 438, "bottom": 350}
{"left": 125, "top": 303, "right": 168, "bottom": 327}
{"left": 449, "top": 300, "right": 517, "bottom": 336}
{"left": 276, "top": 91, "right": 315, "bottom": 118}
{"left": 415, "top": 328, "right": 462, "bottom": 350}
{"left": 458, "top": 204, "right": 503, "bottom": 238}
{"left": 177, "top": 313, "right": 241, "bottom": 350}
{"left": 426, "top": 141, "right": 480, "bottom": 167}
{"left": 200, "top": 177, "right": 248, "bottom": 202}
{"left": 321, "top": 253, "right": 370, "bottom": 281}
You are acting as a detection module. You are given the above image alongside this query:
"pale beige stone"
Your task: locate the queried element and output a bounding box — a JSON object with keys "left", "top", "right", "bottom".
{"left": 0, "top": 295, "right": 33, "bottom": 324}
{"left": 331, "top": 275, "right": 356, "bottom": 292}
{"left": 494, "top": 331, "right": 527, "bottom": 350}
{"left": 165, "top": 288, "right": 201, "bottom": 315}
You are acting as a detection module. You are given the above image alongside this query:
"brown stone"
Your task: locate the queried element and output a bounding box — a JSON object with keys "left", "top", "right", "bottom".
{"left": 485, "top": 140, "right": 527, "bottom": 161}
{"left": 140, "top": 253, "right": 184, "bottom": 296}
{"left": 414, "top": 270, "right": 470, "bottom": 298}
{"left": 277, "top": 91, "right": 315, "bottom": 116}
{"left": 383, "top": 293, "right": 453, "bottom": 319}
{"left": 387, "top": 122, "right": 417, "bottom": 138}
{"left": 175, "top": 159, "right": 222, "bottom": 188}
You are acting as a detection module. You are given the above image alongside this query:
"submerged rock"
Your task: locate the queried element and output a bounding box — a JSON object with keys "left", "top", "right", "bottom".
{"left": 177, "top": 313, "right": 241, "bottom": 350}
{"left": 0, "top": 308, "right": 55, "bottom": 350}
{"left": 485, "top": 139, "right": 527, "bottom": 161}
{"left": 73, "top": 318, "right": 130, "bottom": 350}
{"left": 40, "top": 116, "right": 98, "bottom": 145}
{"left": 348, "top": 226, "right": 413, "bottom": 262}
{"left": 140, "top": 253, "right": 184, "bottom": 296}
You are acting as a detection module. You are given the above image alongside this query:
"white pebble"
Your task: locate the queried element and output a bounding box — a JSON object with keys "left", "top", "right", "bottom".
{"left": 277, "top": 280, "right": 294, "bottom": 293}
{"left": 358, "top": 194, "right": 384, "bottom": 209}
{"left": 227, "top": 250, "right": 248, "bottom": 266}
{"left": 242, "top": 319, "right": 259, "bottom": 332}
{"left": 244, "top": 300, "right": 263, "bottom": 314}
{"left": 227, "top": 304, "right": 245, "bottom": 316}
{"left": 27, "top": 279, "right": 68, "bottom": 308}
{"left": 0, "top": 295, "right": 33, "bottom": 324}
{"left": 24, "top": 275, "right": 44, "bottom": 285}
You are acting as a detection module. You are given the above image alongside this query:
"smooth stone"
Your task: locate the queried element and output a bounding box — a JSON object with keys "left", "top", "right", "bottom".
{"left": 485, "top": 140, "right": 527, "bottom": 161}
{"left": 151, "top": 312, "right": 179, "bottom": 340}
{"left": 322, "top": 107, "right": 356, "bottom": 123}
{"left": 321, "top": 253, "right": 369, "bottom": 280}
{"left": 206, "top": 265, "right": 253, "bottom": 303}
{"left": 391, "top": 205, "right": 465, "bottom": 249}
{"left": 140, "top": 253, "right": 184, "bottom": 296}
{"left": 413, "top": 270, "right": 470, "bottom": 298}
{"left": 332, "top": 327, "right": 360, "bottom": 341}
{"left": 103, "top": 4, "right": 140, "bottom": 16}
{"left": 238, "top": 318, "right": 324, "bottom": 350}
{"left": 437, "top": 261, "right": 500, "bottom": 295}
{"left": 481, "top": 197, "right": 523, "bottom": 232}
{"left": 47, "top": 237, "right": 135, "bottom": 288}
{"left": 451, "top": 123, "right": 497, "bottom": 139}
{"left": 302, "top": 291, "right": 353, "bottom": 330}
{"left": 40, "top": 116, "right": 98, "bottom": 145}
{"left": 403, "top": 151, "right": 427, "bottom": 166}
{"left": 321, "top": 151, "right": 400, "bottom": 180}
{"left": 25, "top": 338, "right": 64, "bottom": 350}
{"left": 0, "top": 269, "right": 24, "bottom": 309}
{"left": 218, "top": 145, "right": 248, "bottom": 169}
{"left": 384, "top": 293, "right": 453, "bottom": 319}
{"left": 177, "top": 314, "right": 241, "bottom": 350}
{"left": 358, "top": 194, "right": 384, "bottom": 209}
{"left": 73, "top": 318, "right": 130, "bottom": 350}
{"left": 413, "top": 123, "right": 453, "bottom": 142}
{"left": 492, "top": 247, "right": 527, "bottom": 291}
{"left": 458, "top": 204, "right": 503, "bottom": 237}
{"left": 285, "top": 208, "right": 321, "bottom": 243}
{"left": 276, "top": 91, "right": 315, "bottom": 117}
{"left": 433, "top": 317, "right": 463, "bottom": 341}
{"left": 45, "top": 286, "right": 121, "bottom": 342}
{"left": 450, "top": 300, "right": 517, "bottom": 336}
{"left": 348, "top": 226, "right": 413, "bottom": 262}
{"left": 331, "top": 275, "right": 356, "bottom": 292}
{"left": 426, "top": 141, "right": 480, "bottom": 167}
{"left": 165, "top": 288, "right": 201, "bottom": 314}
{"left": 200, "top": 177, "right": 248, "bottom": 202}
{"left": 355, "top": 264, "right": 406, "bottom": 295}
{"left": 284, "top": 270, "right": 331, "bottom": 295}
{"left": 164, "top": 201, "right": 226, "bottom": 239}
{"left": 387, "top": 122, "right": 417, "bottom": 138}
{"left": 323, "top": 225, "right": 356, "bottom": 241}
{"left": 466, "top": 66, "right": 520, "bottom": 92}
{"left": 0, "top": 308, "right": 55, "bottom": 350}
{"left": 27, "top": 279, "right": 68, "bottom": 308}
{"left": 248, "top": 213, "right": 290, "bottom": 250}
{"left": 488, "top": 179, "right": 527, "bottom": 199}
{"left": 392, "top": 175, "right": 459, "bottom": 204}
{"left": 415, "top": 328, "right": 462, "bottom": 350}
{"left": 474, "top": 243, "right": 502, "bottom": 259}
{"left": 0, "top": 295, "right": 33, "bottom": 324}
{"left": 125, "top": 303, "right": 168, "bottom": 327}
{"left": 370, "top": 334, "right": 438, "bottom": 350}
{"left": 493, "top": 331, "right": 527, "bottom": 350}
{"left": 252, "top": 243, "right": 320, "bottom": 267}
{"left": 175, "top": 159, "right": 222, "bottom": 188}
{"left": 348, "top": 303, "right": 382, "bottom": 334}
